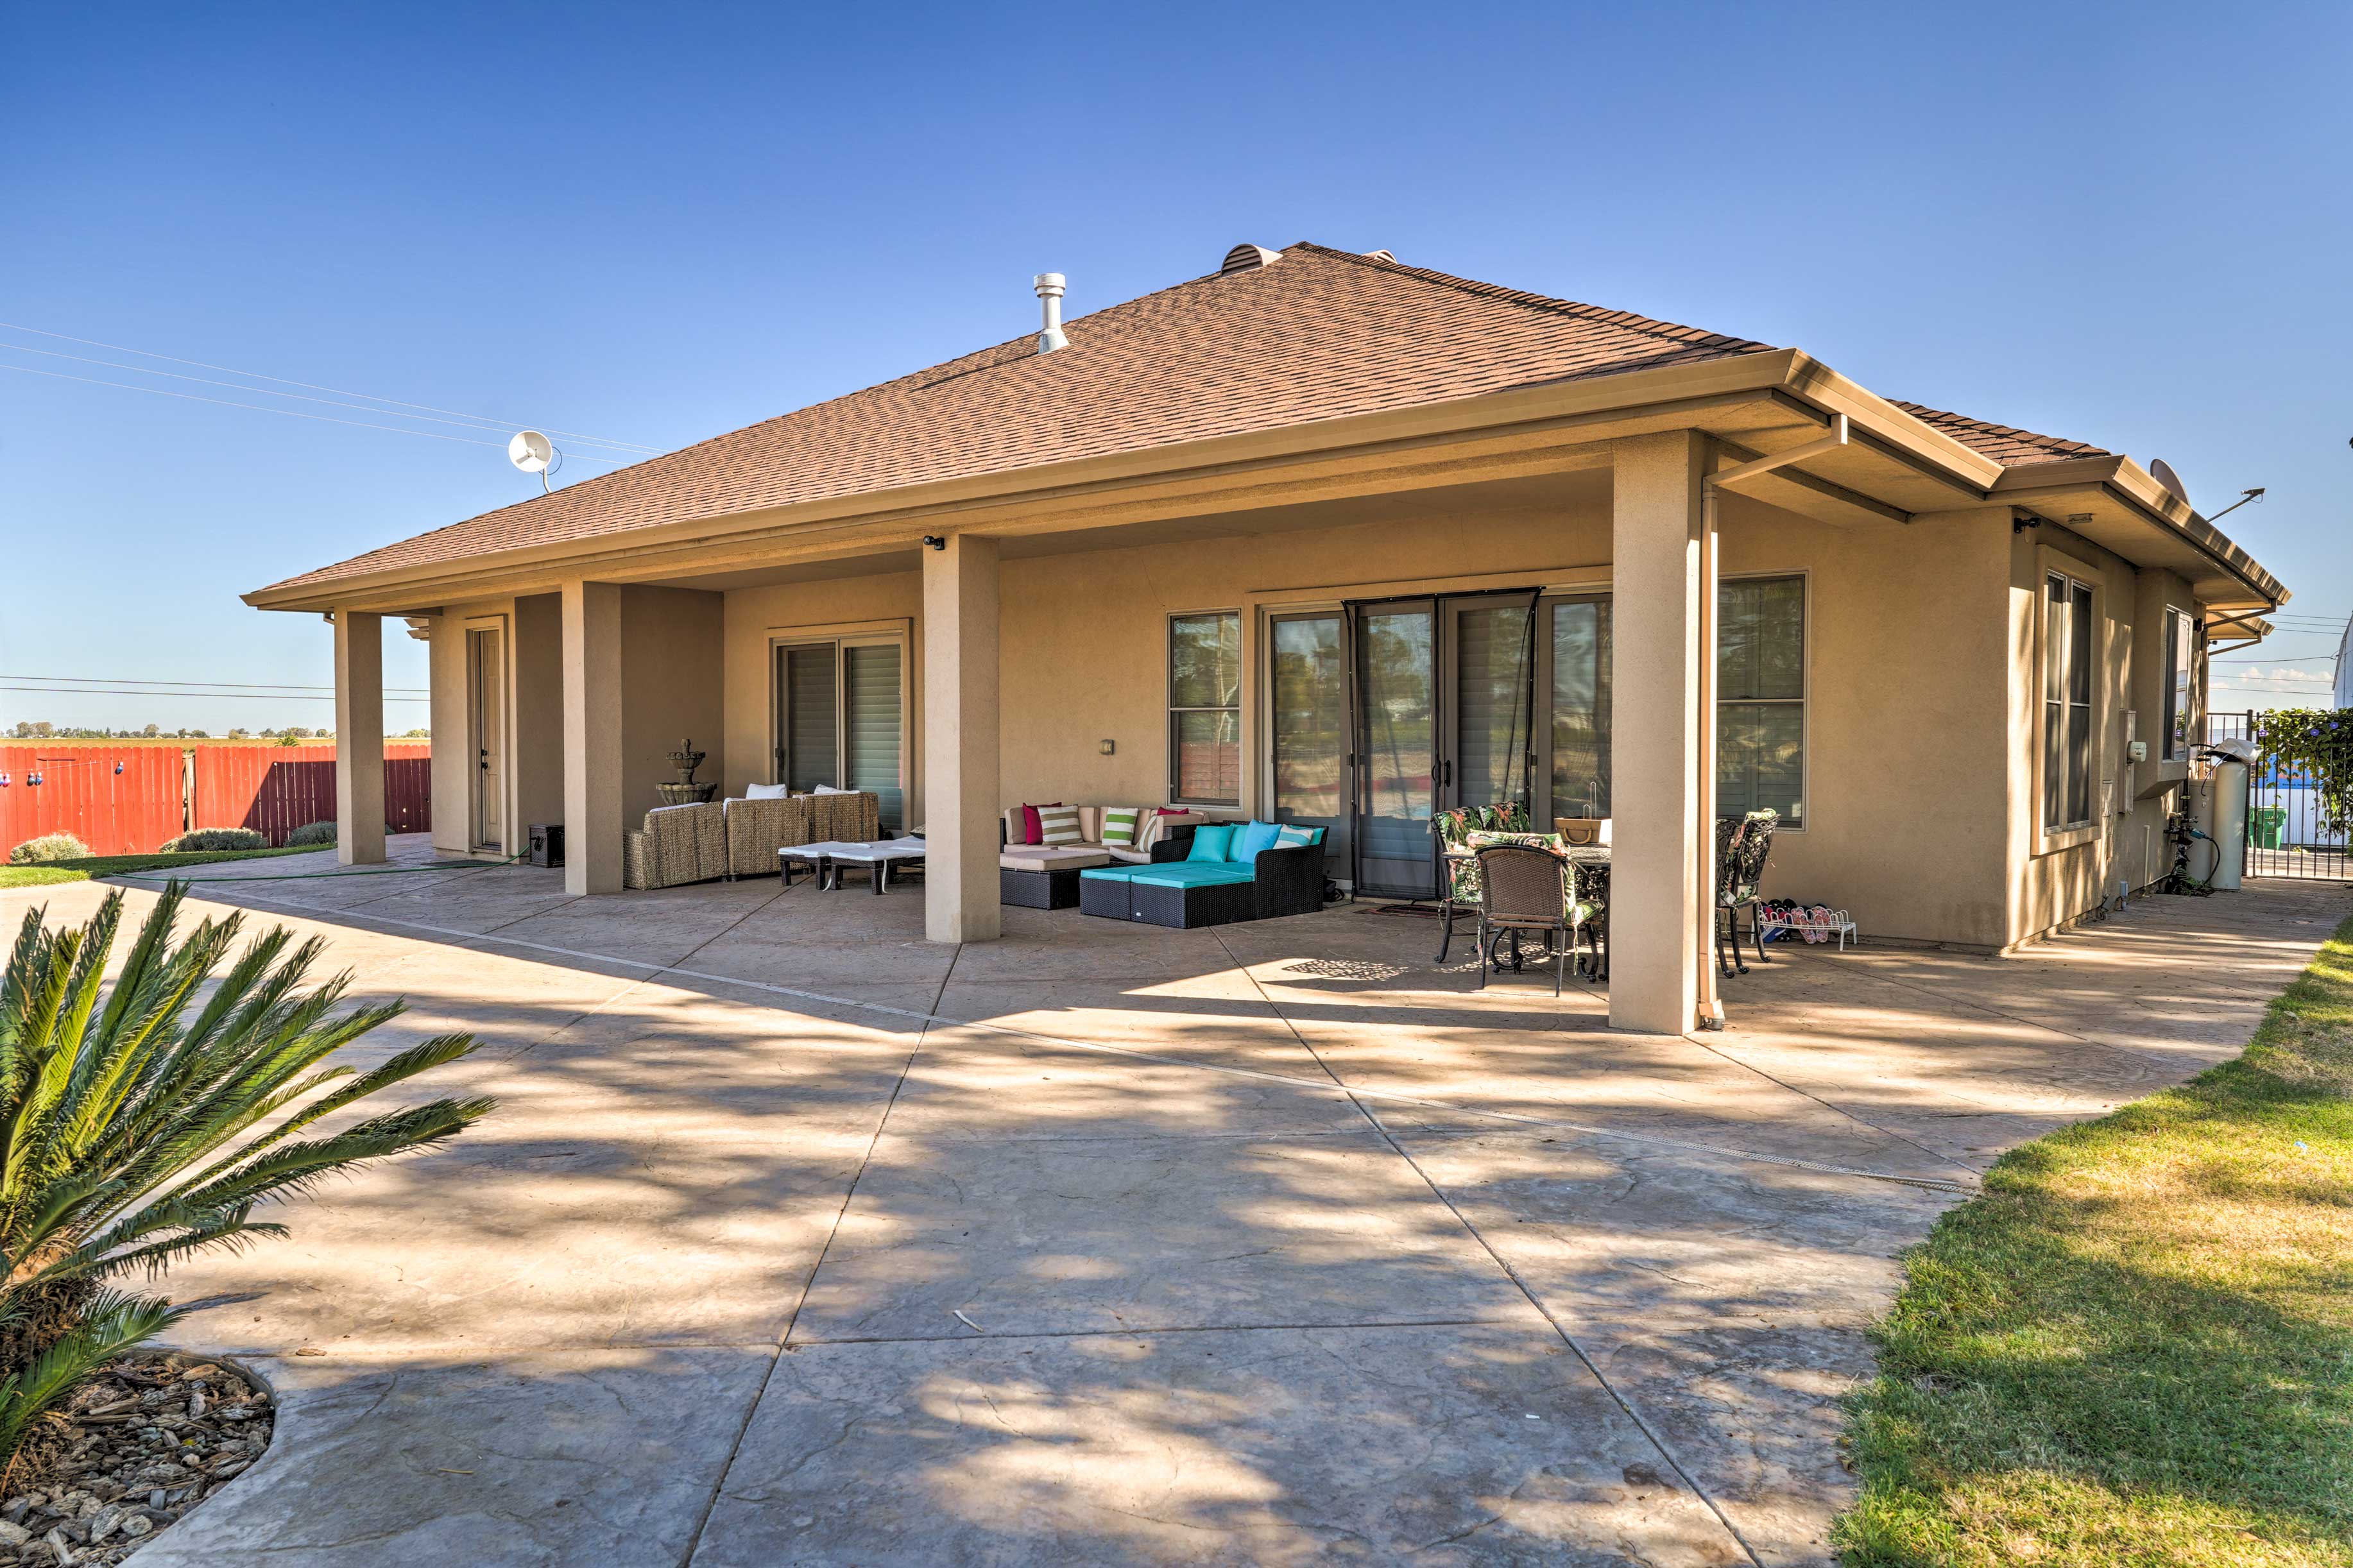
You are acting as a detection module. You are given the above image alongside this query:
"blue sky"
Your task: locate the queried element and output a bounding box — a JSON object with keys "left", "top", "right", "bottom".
{"left": 4, "top": 0, "right": 2347, "bottom": 731}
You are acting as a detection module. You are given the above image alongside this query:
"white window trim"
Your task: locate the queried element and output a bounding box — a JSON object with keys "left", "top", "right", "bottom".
{"left": 2035, "top": 554, "right": 2103, "bottom": 855}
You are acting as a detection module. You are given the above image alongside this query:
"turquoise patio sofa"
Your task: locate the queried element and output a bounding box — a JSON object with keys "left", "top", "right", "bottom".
{"left": 1079, "top": 820, "right": 1326, "bottom": 929}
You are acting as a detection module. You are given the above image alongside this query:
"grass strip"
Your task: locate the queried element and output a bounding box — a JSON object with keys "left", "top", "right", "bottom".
{"left": 1837, "top": 909, "right": 2353, "bottom": 1567}
{"left": 0, "top": 846, "right": 320, "bottom": 889}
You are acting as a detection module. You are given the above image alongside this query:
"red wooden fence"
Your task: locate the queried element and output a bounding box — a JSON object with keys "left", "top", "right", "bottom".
{"left": 1, "top": 744, "right": 432, "bottom": 858}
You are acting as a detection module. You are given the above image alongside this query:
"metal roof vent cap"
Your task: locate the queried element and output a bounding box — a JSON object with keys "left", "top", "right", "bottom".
{"left": 1364, "top": 249, "right": 1396, "bottom": 262}
{"left": 1033, "top": 273, "right": 1068, "bottom": 355}
{"left": 1220, "top": 243, "right": 1283, "bottom": 275}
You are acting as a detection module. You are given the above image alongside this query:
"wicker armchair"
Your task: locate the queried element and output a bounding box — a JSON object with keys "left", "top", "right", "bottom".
{"left": 622, "top": 802, "right": 728, "bottom": 890}
{"left": 804, "top": 790, "right": 880, "bottom": 845}
{"left": 1474, "top": 844, "right": 1574, "bottom": 995}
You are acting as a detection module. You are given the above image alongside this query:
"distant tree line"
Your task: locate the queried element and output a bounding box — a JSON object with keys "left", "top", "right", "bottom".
{"left": 8, "top": 721, "right": 429, "bottom": 741}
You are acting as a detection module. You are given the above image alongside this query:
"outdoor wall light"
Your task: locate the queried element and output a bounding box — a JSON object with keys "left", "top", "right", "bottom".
{"left": 1099, "top": 739, "right": 1115, "bottom": 755}
{"left": 921, "top": 535, "right": 946, "bottom": 550}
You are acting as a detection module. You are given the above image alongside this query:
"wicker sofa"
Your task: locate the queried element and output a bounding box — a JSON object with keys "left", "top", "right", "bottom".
{"left": 997, "top": 807, "right": 1206, "bottom": 909}
{"left": 1079, "top": 821, "right": 1326, "bottom": 929}
{"left": 622, "top": 802, "right": 728, "bottom": 890}
{"left": 720, "top": 790, "right": 881, "bottom": 880}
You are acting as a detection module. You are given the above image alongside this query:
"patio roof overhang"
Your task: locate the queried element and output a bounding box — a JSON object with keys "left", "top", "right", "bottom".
{"left": 243, "top": 346, "right": 2287, "bottom": 624}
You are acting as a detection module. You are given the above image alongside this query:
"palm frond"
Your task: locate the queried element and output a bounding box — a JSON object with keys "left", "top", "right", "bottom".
{"left": 0, "top": 1290, "right": 183, "bottom": 1470}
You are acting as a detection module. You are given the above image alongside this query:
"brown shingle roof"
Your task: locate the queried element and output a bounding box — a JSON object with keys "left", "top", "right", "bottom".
{"left": 262, "top": 243, "right": 1774, "bottom": 593}
{"left": 262, "top": 244, "right": 2115, "bottom": 595}
{"left": 1888, "top": 400, "right": 2110, "bottom": 466}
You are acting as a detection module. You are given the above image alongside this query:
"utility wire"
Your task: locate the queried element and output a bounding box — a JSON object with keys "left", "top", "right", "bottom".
{"left": 0, "top": 340, "right": 655, "bottom": 455}
{"left": 0, "top": 685, "right": 428, "bottom": 703}
{"left": 0, "top": 320, "right": 661, "bottom": 452}
{"left": 0, "top": 363, "right": 635, "bottom": 463}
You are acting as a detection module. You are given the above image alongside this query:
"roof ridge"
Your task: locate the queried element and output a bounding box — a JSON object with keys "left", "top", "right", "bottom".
{"left": 1281, "top": 241, "right": 1775, "bottom": 357}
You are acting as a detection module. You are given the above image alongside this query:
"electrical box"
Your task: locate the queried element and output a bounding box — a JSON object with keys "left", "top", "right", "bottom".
{"left": 2126, "top": 740, "right": 2148, "bottom": 763}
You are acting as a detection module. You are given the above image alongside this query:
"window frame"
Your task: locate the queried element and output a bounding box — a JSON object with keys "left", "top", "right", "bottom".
{"left": 1715, "top": 570, "right": 1809, "bottom": 832}
{"left": 2160, "top": 604, "right": 2195, "bottom": 762}
{"left": 1167, "top": 609, "right": 1243, "bottom": 806}
{"left": 766, "top": 620, "right": 912, "bottom": 830}
{"left": 2037, "top": 563, "right": 2102, "bottom": 847}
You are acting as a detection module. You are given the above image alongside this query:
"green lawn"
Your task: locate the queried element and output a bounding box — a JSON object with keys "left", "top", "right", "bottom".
{"left": 0, "top": 844, "right": 323, "bottom": 889}
{"left": 1838, "top": 909, "right": 2353, "bottom": 1567}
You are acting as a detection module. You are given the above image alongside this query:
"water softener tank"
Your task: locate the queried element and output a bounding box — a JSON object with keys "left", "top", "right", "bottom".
{"left": 2201, "top": 738, "right": 2255, "bottom": 890}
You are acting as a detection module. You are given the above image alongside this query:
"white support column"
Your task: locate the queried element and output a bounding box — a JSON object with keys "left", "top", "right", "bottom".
{"left": 1609, "top": 432, "right": 1707, "bottom": 1033}
{"left": 922, "top": 533, "right": 1001, "bottom": 943}
{"left": 332, "top": 609, "right": 386, "bottom": 865}
{"left": 561, "top": 580, "right": 624, "bottom": 896}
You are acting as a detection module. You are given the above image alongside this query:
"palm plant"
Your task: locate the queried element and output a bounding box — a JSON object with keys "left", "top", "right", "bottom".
{"left": 0, "top": 883, "right": 492, "bottom": 1472}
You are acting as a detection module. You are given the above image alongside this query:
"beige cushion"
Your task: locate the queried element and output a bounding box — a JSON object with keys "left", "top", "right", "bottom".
{"left": 1036, "top": 805, "right": 1083, "bottom": 846}
{"left": 1000, "top": 846, "right": 1113, "bottom": 873}
{"left": 1106, "top": 846, "right": 1156, "bottom": 864}
{"left": 1136, "top": 810, "right": 1204, "bottom": 852}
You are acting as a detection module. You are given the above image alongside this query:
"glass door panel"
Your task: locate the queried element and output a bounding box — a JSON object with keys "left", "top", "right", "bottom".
{"left": 780, "top": 645, "right": 839, "bottom": 795}
{"left": 1448, "top": 597, "right": 1537, "bottom": 814}
{"left": 1269, "top": 613, "right": 1349, "bottom": 871}
{"left": 1548, "top": 598, "right": 1611, "bottom": 820}
{"left": 843, "top": 643, "right": 903, "bottom": 831}
{"left": 1355, "top": 602, "right": 1436, "bottom": 899}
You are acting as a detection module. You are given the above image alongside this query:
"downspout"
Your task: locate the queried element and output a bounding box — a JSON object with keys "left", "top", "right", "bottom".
{"left": 1695, "top": 415, "right": 1849, "bottom": 1030}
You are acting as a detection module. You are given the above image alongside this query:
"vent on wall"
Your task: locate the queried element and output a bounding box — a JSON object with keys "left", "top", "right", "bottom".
{"left": 1219, "top": 243, "right": 1283, "bottom": 275}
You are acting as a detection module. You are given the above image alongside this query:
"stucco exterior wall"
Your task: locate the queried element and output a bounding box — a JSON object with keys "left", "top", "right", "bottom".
{"left": 618, "top": 586, "right": 724, "bottom": 818}
{"left": 708, "top": 476, "right": 2026, "bottom": 946}
{"left": 512, "top": 593, "right": 565, "bottom": 836}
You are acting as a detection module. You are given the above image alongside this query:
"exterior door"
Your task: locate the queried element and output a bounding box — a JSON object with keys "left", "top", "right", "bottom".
{"left": 1268, "top": 611, "right": 1351, "bottom": 875}
{"left": 1352, "top": 599, "right": 1437, "bottom": 898}
{"left": 467, "top": 627, "right": 505, "bottom": 850}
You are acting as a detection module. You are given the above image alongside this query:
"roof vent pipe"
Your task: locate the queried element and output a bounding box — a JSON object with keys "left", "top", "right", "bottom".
{"left": 1033, "top": 273, "right": 1068, "bottom": 355}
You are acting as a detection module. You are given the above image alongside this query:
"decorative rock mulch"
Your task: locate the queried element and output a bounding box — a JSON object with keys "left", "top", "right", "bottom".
{"left": 0, "top": 1352, "right": 273, "bottom": 1565}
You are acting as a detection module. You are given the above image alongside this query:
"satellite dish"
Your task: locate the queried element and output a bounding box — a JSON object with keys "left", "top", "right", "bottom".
{"left": 2148, "top": 457, "right": 2190, "bottom": 504}
{"left": 508, "top": 430, "right": 555, "bottom": 473}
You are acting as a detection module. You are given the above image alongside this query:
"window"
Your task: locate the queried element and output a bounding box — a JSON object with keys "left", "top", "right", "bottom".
{"left": 1169, "top": 611, "right": 1241, "bottom": 804}
{"left": 1718, "top": 576, "right": 1806, "bottom": 827}
{"left": 774, "top": 635, "right": 907, "bottom": 830}
{"left": 2162, "top": 606, "right": 2195, "bottom": 761}
{"left": 1548, "top": 597, "right": 1611, "bottom": 819}
{"left": 2042, "top": 572, "right": 2096, "bottom": 831}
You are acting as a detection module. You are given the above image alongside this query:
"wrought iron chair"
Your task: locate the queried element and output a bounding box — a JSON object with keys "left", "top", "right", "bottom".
{"left": 1714, "top": 809, "right": 1778, "bottom": 977}
{"left": 1433, "top": 801, "right": 1532, "bottom": 962}
{"left": 1475, "top": 843, "right": 1573, "bottom": 996}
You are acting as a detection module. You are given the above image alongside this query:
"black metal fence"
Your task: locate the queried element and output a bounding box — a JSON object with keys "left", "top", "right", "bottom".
{"left": 2206, "top": 710, "right": 2350, "bottom": 882}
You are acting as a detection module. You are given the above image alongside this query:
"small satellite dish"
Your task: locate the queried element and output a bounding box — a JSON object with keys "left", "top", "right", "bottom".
{"left": 2148, "top": 457, "right": 2190, "bottom": 504}
{"left": 508, "top": 430, "right": 555, "bottom": 473}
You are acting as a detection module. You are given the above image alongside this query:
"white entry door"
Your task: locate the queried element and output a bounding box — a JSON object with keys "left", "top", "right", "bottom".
{"left": 468, "top": 627, "right": 506, "bottom": 850}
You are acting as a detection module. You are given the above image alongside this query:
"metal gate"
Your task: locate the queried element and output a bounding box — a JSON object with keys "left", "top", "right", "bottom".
{"left": 2206, "top": 711, "right": 2350, "bottom": 882}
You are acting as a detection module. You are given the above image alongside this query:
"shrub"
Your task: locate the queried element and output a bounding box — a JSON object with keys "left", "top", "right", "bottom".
{"left": 6, "top": 835, "right": 91, "bottom": 866}
{"left": 158, "top": 828, "right": 268, "bottom": 853}
{"left": 0, "top": 885, "right": 493, "bottom": 1475}
{"left": 284, "top": 821, "right": 337, "bottom": 848}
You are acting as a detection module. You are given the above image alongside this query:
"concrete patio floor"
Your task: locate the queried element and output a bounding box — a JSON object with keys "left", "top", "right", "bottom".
{"left": 6, "top": 837, "right": 2340, "bottom": 1566}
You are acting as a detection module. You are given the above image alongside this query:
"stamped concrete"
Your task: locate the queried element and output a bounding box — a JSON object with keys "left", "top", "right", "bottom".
{"left": 6, "top": 839, "right": 2338, "bottom": 1566}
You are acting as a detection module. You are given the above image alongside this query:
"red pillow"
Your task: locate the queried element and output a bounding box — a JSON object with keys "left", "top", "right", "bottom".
{"left": 1021, "top": 802, "right": 1063, "bottom": 844}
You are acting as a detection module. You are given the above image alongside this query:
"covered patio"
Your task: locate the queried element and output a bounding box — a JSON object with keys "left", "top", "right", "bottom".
{"left": 26, "top": 842, "right": 2335, "bottom": 1565}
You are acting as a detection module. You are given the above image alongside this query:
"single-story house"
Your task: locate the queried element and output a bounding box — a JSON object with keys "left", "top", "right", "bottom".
{"left": 244, "top": 240, "right": 2288, "bottom": 1033}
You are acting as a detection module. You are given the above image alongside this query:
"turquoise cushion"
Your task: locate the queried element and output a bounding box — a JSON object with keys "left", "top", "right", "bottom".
{"left": 1186, "top": 823, "right": 1236, "bottom": 862}
{"left": 1080, "top": 865, "right": 1144, "bottom": 883}
{"left": 1130, "top": 862, "right": 1255, "bottom": 889}
{"left": 1233, "top": 820, "right": 1283, "bottom": 862}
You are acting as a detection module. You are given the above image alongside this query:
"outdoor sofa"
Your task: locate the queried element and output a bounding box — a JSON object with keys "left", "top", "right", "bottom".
{"left": 998, "top": 806, "right": 1206, "bottom": 909}
{"left": 624, "top": 788, "right": 881, "bottom": 890}
{"left": 1079, "top": 819, "right": 1326, "bottom": 929}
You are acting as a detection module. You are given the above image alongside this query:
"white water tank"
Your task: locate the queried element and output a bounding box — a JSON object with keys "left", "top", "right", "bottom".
{"left": 2195, "top": 740, "right": 2255, "bottom": 890}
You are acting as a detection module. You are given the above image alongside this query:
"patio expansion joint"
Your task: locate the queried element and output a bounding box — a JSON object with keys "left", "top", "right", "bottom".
{"left": 669, "top": 933, "right": 956, "bottom": 1568}
{"left": 1208, "top": 929, "right": 1770, "bottom": 1568}
{"left": 1680, "top": 1031, "right": 1981, "bottom": 1183}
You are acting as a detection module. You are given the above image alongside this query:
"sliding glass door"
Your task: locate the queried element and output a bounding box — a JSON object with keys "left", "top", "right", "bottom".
{"left": 1269, "top": 612, "right": 1351, "bottom": 873}
{"left": 774, "top": 637, "right": 907, "bottom": 831}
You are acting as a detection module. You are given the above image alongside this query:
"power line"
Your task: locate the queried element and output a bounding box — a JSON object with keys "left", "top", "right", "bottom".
{"left": 5, "top": 674, "right": 429, "bottom": 693}
{"left": 0, "top": 685, "right": 428, "bottom": 703}
{"left": 0, "top": 321, "right": 661, "bottom": 453}
{"left": 0, "top": 341, "right": 655, "bottom": 455}
{"left": 0, "top": 363, "right": 633, "bottom": 463}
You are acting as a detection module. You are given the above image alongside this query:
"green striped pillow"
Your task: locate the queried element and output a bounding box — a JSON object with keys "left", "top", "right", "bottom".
{"left": 1100, "top": 806, "right": 1142, "bottom": 847}
{"left": 1036, "top": 805, "right": 1083, "bottom": 847}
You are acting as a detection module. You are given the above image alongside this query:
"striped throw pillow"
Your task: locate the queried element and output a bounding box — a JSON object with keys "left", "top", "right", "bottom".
{"left": 1036, "top": 805, "right": 1084, "bottom": 847}
{"left": 1274, "top": 824, "right": 1319, "bottom": 848}
{"left": 1101, "top": 806, "right": 1142, "bottom": 847}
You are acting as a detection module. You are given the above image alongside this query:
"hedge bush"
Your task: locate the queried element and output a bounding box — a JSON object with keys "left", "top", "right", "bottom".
{"left": 285, "top": 820, "right": 338, "bottom": 848}
{"left": 7, "top": 833, "right": 93, "bottom": 865}
{"left": 158, "top": 828, "right": 268, "bottom": 853}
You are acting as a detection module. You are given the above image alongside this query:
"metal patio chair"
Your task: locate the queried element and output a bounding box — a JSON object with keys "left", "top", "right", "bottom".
{"left": 1714, "top": 809, "right": 1777, "bottom": 977}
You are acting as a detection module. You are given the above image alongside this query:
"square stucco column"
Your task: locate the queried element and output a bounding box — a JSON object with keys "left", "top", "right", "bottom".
{"left": 332, "top": 609, "right": 386, "bottom": 866}
{"left": 561, "top": 581, "right": 624, "bottom": 896}
{"left": 922, "top": 534, "right": 1001, "bottom": 943}
{"left": 1609, "top": 432, "right": 1707, "bottom": 1033}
